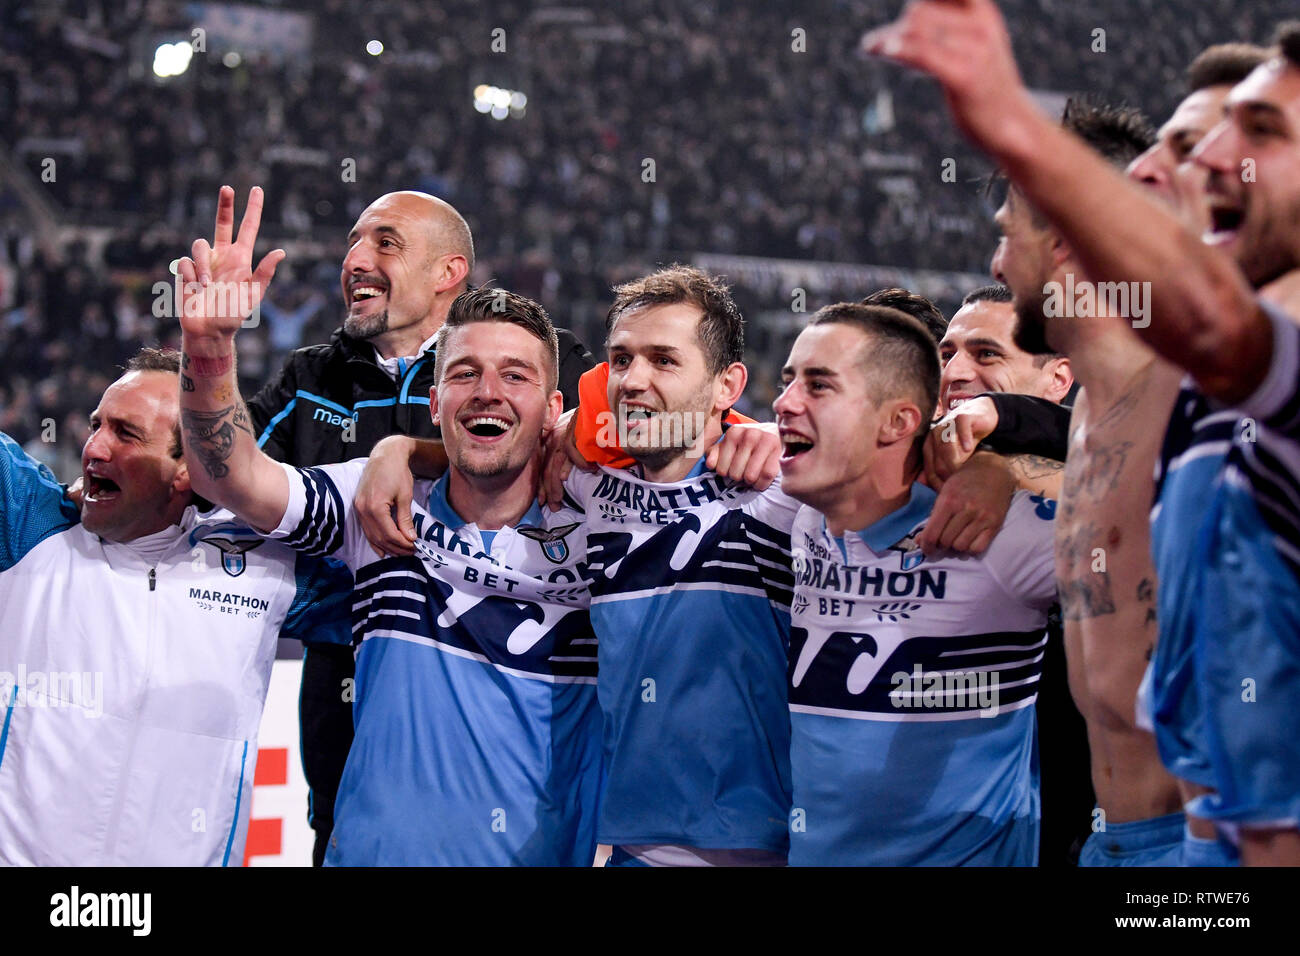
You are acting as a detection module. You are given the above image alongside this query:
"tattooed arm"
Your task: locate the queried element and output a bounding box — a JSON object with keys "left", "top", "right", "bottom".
{"left": 1005, "top": 454, "right": 1064, "bottom": 499}
{"left": 176, "top": 186, "right": 290, "bottom": 533}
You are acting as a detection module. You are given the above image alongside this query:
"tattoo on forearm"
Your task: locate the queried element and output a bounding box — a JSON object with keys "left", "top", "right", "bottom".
{"left": 1058, "top": 577, "right": 1117, "bottom": 621}
{"left": 1009, "top": 454, "right": 1064, "bottom": 479}
{"left": 1006, "top": 454, "right": 1063, "bottom": 497}
{"left": 181, "top": 402, "right": 253, "bottom": 480}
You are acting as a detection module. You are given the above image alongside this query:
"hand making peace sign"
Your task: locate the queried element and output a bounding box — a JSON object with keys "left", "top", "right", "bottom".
{"left": 175, "top": 185, "right": 285, "bottom": 344}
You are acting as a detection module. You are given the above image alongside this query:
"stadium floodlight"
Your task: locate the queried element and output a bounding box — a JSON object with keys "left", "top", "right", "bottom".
{"left": 152, "top": 41, "right": 193, "bottom": 78}
{"left": 473, "top": 84, "right": 528, "bottom": 120}
{"left": 366, "top": 39, "right": 383, "bottom": 56}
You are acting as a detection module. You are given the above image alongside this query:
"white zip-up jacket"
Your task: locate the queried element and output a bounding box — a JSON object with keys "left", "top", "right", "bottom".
{"left": 0, "top": 433, "right": 350, "bottom": 865}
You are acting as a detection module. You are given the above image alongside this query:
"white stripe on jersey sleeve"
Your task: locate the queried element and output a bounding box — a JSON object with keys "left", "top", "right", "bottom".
{"left": 265, "top": 458, "right": 367, "bottom": 562}
{"left": 1237, "top": 299, "right": 1300, "bottom": 426}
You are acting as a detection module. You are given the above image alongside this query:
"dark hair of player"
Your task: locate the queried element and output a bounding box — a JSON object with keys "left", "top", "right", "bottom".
{"left": 808, "top": 302, "right": 940, "bottom": 468}
{"left": 1274, "top": 21, "right": 1300, "bottom": 68}
{"left": 435, "top": 286, "right": 560, "bottom": 391}
{"left": 960, "top": 284, "right": 1013, "bottom": 307}
{"left": 1000, "top": 96, "right": 1155, "bottom": 233}
{"left": 1185, "top": 42, "right": 1270, "bottom": 93}
{"left": 1060, "top": 97, "right": 1156, "bottom": 169}
{"left": 860, "top": 287, "right": 947, "bottom": 344}
{"left": 605, "top": 264, "right": 745, "bottom": 376}
{"left": 990, "top": 97, "right": 1155, "bottom": 227}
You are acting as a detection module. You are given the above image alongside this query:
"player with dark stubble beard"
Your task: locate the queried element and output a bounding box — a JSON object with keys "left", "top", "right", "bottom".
{"left": 867, "top": 2, "right": 1300, "bottom": 865}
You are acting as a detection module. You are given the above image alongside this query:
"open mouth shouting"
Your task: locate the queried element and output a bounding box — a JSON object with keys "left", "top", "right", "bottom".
{"left": 1205, "top": 198, "right": 1245, "bottom": 246}
{"left": 780, "top": 428, "right": 815, "bottom": 462}
{"left": 459, "top": 413, "right": 515, "bottom": 442}
{"left": 83, "top": 466, "right": 123, "bottom": 504}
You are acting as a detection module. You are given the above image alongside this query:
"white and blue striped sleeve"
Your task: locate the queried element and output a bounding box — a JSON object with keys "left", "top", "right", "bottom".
{"left": 1238, "top": 300, "right": 1300, "bottom": 433}
{"left": 264, "top": 458, "right": 367, "bottom": 560}
{"left": 1231, "top": 301, "right": 1300, "bottom": 566}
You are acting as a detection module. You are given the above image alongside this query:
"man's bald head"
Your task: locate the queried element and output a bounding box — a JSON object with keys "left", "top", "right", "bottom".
{"left": 365, "top": 191, "right": 475, "bottom": 272}
{"left": 341, "top": 191, "right": 476, "bottom": 351}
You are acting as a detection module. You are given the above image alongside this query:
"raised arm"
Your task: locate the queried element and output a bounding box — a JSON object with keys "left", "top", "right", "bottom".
{"left": 177, "top": 185, "right": 291, "bottom": 533}
{"left": 864, "top": 0, "right": 1273, "bottom": 404}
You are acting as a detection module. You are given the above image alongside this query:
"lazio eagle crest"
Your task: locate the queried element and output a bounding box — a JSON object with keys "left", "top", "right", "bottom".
{"left": 190, "top": 522, "right": 266, "bottom": 577}
{"left": 518, "top": 522, "right": 580, "bottom": 565}
{"left": 888, "top": 533, "right": 925, "bottom": 571}
{"left": 204, "top": 536, "right": 265, "bottom": 577}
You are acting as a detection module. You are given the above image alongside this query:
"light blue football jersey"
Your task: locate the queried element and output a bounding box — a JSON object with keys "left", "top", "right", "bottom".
{"left": 270, "top": 460, "right": 603, "bottom": 866}
{"left": 786, "top": 485, "right": 1056, "bottom": 866}
{"left": 1151, "top": 303, "right": 1300, "bottom": 830}
{"left": 564, "top": 462, "right": 798, "bottom": 853}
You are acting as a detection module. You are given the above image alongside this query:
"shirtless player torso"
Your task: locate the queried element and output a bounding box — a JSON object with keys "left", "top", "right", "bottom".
{"left": 1056, "top": 349, "right": 1187, "bottom": 829}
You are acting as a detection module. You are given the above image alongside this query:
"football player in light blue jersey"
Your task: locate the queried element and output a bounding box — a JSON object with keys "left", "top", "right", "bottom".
{"left": 351, "top": 267, "right": 807, "bottom": 867}
{"left": 863, "top": 1, "right": 1300, "bottom": 865}
{"left": 1143, "top": 31, "right": 1300, "bottom": 866}
{"left": 560, "top": 267, "right": 800, "bottom": 867}
{"left": 775, "top": 302, "right": 1057, "bottom": 865}
{"left": 174, "top": 187, "right": 602, "bottom": 865}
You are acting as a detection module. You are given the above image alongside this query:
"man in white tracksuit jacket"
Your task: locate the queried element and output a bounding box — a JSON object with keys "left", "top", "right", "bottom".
{"left": 0, "top": 349, "right": 350, "bottom": 865}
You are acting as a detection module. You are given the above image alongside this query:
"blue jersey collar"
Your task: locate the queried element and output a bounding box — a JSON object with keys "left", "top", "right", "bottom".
{"left": 427, "top": 473, "right": 545, "bottom": 531}
{"left": 853, "top": 482, "right": 937, "bottom": 552}
{"left": 427, "top": 474, "right": 465, "bottom": 529}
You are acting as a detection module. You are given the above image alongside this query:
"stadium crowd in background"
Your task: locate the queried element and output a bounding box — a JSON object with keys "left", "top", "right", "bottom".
{"left": 3, "top": 0, "right": 1298, "bottom": 481}
{"left": 0, "top": 0, "right": 1298, "bottom": 870}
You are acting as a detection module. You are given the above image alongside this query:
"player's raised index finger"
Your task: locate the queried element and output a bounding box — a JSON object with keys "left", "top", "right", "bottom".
{"left": 213, "top": 185, "right": 235, "bottom": 246}
{"left": 235, "top": 186, "right": 266, "bottom": 253}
